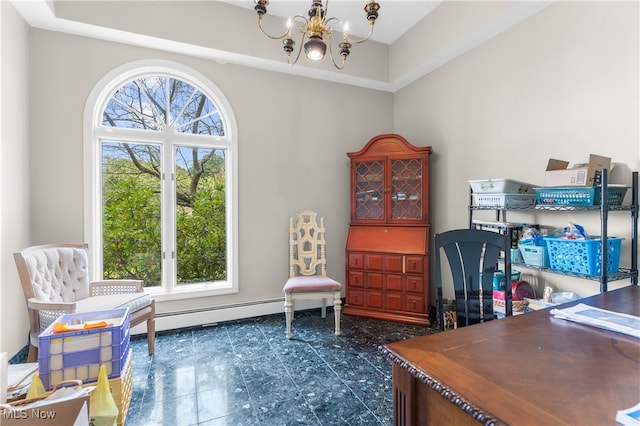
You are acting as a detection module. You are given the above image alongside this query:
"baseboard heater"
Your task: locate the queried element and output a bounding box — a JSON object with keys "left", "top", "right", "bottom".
{"left": 131, "top": 297, "right": 324, "bottom": 335}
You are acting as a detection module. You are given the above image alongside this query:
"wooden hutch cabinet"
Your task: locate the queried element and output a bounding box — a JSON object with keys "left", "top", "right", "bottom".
{"left": 344, "top": 134, "right": 432, "bottom": 326}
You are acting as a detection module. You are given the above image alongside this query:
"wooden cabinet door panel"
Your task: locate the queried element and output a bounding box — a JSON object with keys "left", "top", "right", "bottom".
{"left": 365, "top": 254, "right": 384, "bottom": 271}
{"left": 406, "top": 295, "right": 426, "bottom": 313}
{"left": 386, "top": 274, "right": 403, "bottom": 291}
{"left": 385, "top": 255, "right": 403, "bottom": 272}
{"left": 367, "top": 272, "right": 384, "bottom": 289}
{"left": 349, "top": 271, "right": 365, "bottom": 287}
{"left": 352, "top": 159, "right": 386, "bottom": 223}
{"left": 390, "top": 157, "right": 425, "bottom": 223}
{"left": 406, "top": 275, "right": 424, "bottom": 293}
{"left": 348, "top": 290, "right": 365, "bottom": 307}
{"left": 405, "top": 255, "right": 423, "bottom": 274}
{"left": 366, "top": 291, "right": 384, "bottom": 308}
{"left": 385, "top": 293, "right": 403, "bottom": 311}
{"left": 349, "top": 253, "right": 364, "bottom": 269}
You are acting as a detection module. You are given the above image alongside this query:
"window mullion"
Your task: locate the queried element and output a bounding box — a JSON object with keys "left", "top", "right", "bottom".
{"left": 162, "top": 137, "right": 177, "bottom": 292}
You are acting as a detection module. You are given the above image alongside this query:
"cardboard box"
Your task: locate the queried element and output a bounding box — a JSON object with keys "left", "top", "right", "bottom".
{"left": 2, "top": 393, "right": 90, "bottom": 425}
{"left": 543, "top": 154, "right": 611, "bottom": 187}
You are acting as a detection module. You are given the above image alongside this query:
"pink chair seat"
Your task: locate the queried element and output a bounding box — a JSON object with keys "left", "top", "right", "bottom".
{"left": 284, "top": 275, "right": 342, "bottom": 293}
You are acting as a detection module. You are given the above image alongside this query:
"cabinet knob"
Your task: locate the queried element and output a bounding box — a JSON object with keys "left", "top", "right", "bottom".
{"left": 412, "top": 260, "right": 417, "bottom": 269}
{"left": 412, "top": 281, "right": 417, "bottom": 289}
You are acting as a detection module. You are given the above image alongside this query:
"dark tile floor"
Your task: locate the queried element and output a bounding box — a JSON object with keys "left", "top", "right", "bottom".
{"left": 124, "top": 309, "right": 438, "bottom": 426}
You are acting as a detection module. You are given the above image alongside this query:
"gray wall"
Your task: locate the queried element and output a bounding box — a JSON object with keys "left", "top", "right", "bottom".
{"left": 1, "top": 1, "right": 32, "bottom": 359}
{"left": 395, "top": 1, "right": 639, "bottom": 297}
{"left": 27, "top": 29, "right": 394, "bottom": 316}
{"left": 1, "top": 1, "right": 638, "bottom": 357}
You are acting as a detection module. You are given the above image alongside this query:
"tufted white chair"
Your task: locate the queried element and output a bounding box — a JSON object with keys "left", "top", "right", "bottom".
{"left": 283, "top": 211, "right": 342, "bottom": 339}
{"left": 14, "top": 243, "right": 155, "bottom": 361}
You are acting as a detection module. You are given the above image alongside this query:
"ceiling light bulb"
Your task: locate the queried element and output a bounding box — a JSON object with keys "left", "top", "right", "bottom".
{"left": 304, "top": 36, "right": 326, "bottom": 61}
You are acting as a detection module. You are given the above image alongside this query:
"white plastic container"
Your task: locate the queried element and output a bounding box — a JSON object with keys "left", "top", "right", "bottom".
{"left": 469, "top": 179, "right": 537, "bottom": 194}
{"left": 472, "top": 193, "right": 536, "bottom": 208}
{"left": 551, "top": 292, "right": 580, "bottom": 304}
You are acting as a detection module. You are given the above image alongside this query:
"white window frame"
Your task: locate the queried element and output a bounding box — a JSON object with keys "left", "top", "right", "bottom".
{"left": 83, "top": 59, "right": 238, "bottom": 302}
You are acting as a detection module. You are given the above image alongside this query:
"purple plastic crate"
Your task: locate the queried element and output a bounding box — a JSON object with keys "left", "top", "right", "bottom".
{"left": 38, "top": 308, "right": 130, "bottom": 390}
{"left": 544, "top": 236, "right": 622, "bottom": 275}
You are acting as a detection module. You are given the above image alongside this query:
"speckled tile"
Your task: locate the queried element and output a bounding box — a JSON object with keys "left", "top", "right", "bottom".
{"left": 195, "top": 354, "right": 245, "bottom": 393}
{"left": 253, "top": 394, "right": 320, "bottom": 425}
{"left": 237, "top": 351, "right": 288, "bottom": 380}
{"left": 127, "top": 310, "right": 437, "bottom": 425}
{"left": 196, "top": 386, "right": 254, "bottom": 423}
{"left": 129, "top": 393, "right": 199, "bottom": 426}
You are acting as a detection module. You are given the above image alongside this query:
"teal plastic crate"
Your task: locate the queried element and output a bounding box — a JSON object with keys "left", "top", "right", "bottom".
{"left": 492, "top": 270, "right": 521, "bottom": 290}
{"left": 518, "top": 244, "right": 550, "bottom": 267}
{"left": 534, "top": 186, "right": 627, "bottom": 206}
{"left": 544, "top": 236, "right": 622, "bottom": 275}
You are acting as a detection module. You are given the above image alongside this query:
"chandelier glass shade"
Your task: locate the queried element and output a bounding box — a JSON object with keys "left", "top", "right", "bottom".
{"left": 304, "top": 35, "right": 326, "bottom": 61}
{"left": 254, "top": 0, "right": 381, "bottom": 70}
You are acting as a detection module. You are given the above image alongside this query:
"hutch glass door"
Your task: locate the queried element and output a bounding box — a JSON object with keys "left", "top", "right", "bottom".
{"left": 354, "top": 160, "right": 385, "bottom": 221}
{"left": 390, "top": 158, "right": 423, "bottom": 221}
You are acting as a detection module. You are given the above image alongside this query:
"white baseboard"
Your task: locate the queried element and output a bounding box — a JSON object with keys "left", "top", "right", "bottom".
{"left": 130, "top": 298, "right": 324, "bottom": 336}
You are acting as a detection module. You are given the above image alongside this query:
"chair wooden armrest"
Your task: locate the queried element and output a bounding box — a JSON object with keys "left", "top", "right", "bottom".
{"left": 27, "top": 298, "right": 76, "bottom": 313}
{"left": 27, "top": 298, "right": 77, "bottom": 339}
{"left": 89, "top": 280, "right": 144, "bottom": 296}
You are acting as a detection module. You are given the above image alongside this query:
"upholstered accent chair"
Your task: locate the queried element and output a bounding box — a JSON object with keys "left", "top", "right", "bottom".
{"left": 283, "top": 211, "right": 342, "bottom": 339}
{"left": 14, "top": 243, "right": 155, "bottom": 361}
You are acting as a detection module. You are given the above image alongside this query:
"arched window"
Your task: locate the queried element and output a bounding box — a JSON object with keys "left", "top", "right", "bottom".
{"left": 84, "top": 60, "right": 238, "bottom": 300}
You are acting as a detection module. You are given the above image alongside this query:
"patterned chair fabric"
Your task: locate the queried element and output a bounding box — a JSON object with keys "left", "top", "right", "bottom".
{"left": 14, "top": 243, "right": 155, "bottom": 361}
{"left": 23, "top": 246, "right": 91, "bottom": 303}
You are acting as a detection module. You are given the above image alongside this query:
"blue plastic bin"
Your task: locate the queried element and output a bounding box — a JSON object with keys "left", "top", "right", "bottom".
{"left": 544, "top": 236, "right": 622, "bottom": 275}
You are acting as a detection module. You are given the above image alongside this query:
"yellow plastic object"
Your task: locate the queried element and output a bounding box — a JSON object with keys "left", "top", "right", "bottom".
{"left": 25, "top": 373, "right": 46, "bottom": 399}
{"left": 89, "top": 365, "right": 119, "bottom": 426}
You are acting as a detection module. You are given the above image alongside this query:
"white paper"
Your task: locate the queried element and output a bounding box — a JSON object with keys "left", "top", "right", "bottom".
{"left": 74, "top": 401, "right": 90, "bottom": 426}
{"left": 617, "top": 402, "right": 640, "bottom": 426}
{"left": 7, "top": 362, "right": 38, "bottom": 388}
{"left": 5, "top": 362, "right": 38, "bottom": 400}
{"left": 550, "top": 303, "right": 640, "bottom": 339}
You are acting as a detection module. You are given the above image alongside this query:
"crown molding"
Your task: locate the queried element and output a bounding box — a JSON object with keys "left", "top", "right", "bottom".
{"left": 10, "top": 0, "right": 554, "bottom": 93}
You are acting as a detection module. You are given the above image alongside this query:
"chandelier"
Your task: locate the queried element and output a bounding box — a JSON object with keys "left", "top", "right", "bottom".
{"left": 254, "top": 0, "right": 381, "bottom": 70}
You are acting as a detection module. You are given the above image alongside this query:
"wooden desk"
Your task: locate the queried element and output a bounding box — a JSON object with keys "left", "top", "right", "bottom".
{"left": 383, "top": 286, "right": 640, "bottom": 425}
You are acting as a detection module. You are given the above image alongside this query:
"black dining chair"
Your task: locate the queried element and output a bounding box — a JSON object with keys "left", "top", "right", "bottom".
{"left": 435, "top": 228, "right": 512, "bottom": 331}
